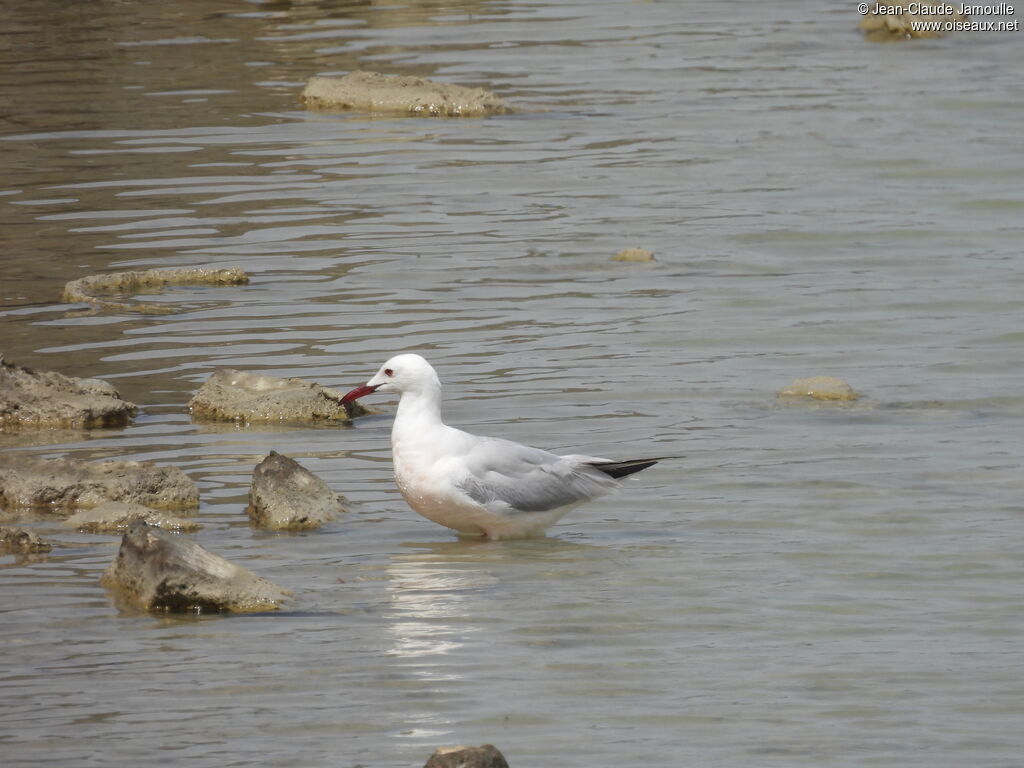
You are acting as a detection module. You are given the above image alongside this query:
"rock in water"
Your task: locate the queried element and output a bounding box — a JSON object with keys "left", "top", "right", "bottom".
{"left": 424, "top": 745, "right": 510, "bottom": 768}
{"left": 64, "top": 501, "right": 201, "bottom": 533}
{"left": 62, "top": 266, "right": 248, "bottom": 314}
{"left": 189, "top": 368, "right": 370, "bottom": 424}
{"left": 0, "top": 526, "right": 52, "bottom": 554}
{"left": 0, "top": 357, "right": 136, "bottom": 429}
{"left": 102, "top": 520, "right": 289, "bottom": 614}
{"left": 247, "top": 451, "right": 342, "bottom": 531}
{"left": 302, "top": 71, "right": 507, "bottom": 117}
{"left": 612, "top": 247, "right": 656, "bottom": 262}
{"left": 777, "top": 376, "right": 859, "bottom": 402}
{"left": 0, "top": 455, "right": 199, "bottom": 512}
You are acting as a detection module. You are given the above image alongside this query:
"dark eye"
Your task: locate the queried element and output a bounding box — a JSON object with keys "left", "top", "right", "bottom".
{"left": 384, "top": 368, "right": 394, "bottom": 377}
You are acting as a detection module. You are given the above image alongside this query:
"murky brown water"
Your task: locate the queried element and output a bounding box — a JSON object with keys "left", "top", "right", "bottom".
{"left": 3, "top": 1, "right": 1023, "bottom": 766}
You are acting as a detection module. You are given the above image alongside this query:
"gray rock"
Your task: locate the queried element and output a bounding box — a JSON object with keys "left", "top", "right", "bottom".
{"left": 62, "top": 266, "right": 248, "bottom": 315}
{"left": 101, "top": 520, "right": 290, "bottom": 614}
{"left": 64, "top": 501, "right": 201, "bottom": 533}
{"left": 247, "top": 451, "right": 341, "bottom": 531}
{"left": 303, "top": 71, "right": 508, "bottom": 117}
{"left": 777, "top": 376, "right": 859, "bottom": 402}
{"left": 0, "top": 358, "right": 136, "bottom": 429}
{"left": 0, "top": 454, "right": 199, "bottom": 513}
{"left": 189, "top": 368, "right": 370, "bottom": 424}
{"left": 0, "top": 525, "right": 52, "bottom": 554}
{"left": 424, "top": 745, "right": 510, "bottom": 768}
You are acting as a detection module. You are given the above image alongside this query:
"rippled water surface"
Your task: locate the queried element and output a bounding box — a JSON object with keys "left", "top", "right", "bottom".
{"left": 2, "top": 1, "right": 1023, "bottom": 766}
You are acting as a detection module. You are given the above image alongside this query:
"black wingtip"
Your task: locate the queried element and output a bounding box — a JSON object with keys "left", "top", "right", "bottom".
{"left": 587, "top": 457, "right": 670, "bottom": 479}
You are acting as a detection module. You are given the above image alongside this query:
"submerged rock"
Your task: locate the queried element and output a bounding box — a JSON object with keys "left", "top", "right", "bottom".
{"left": 0, "top": 357, "right": 136, "bottom": 430}
{"left": 62, "top": 266, "right": 248, "bottom": 314}
{"left": 0, "top": 454, "right": 199, "bottom": 512}
{"left": 0, "top": 525, "right": 52, "bottom": 554}
{"left": 65, "top": 501, "right": 201, "bottom": 533}
{"left": 424, "top": 745, "right": 510, "bottom": 768}
{"left": 189, "top": 368, "right": 370, "bottom": 424}
{"left": 859, "top": 4, "right": 968, "bottom": 40}
{"left": 102, "top": 520, "right": 289, "bottom": 614}
{"left": 777, "top": 376, "right": 859, "bottom": 402}
{"left": 247, "top": 451, "right": 341, "bottom": 531}
{"left": 612, "top": 247, "right": 656, "bottom": 262}
{"left": 303, "top": 71, "right": 508, "bottom": 117}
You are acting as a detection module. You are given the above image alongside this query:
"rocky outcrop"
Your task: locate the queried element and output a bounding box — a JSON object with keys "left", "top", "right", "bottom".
{"left": 424, "top": 745, "right": 510, "bottom": 768}
{"left": 101, "top": 520, "right": 289, "bottom": 614}
{"left": 247, "top": 452, "right": 341, "bottom": 531}
{"left": 189, "top": 368, "right": 370, "bottom": 424}
{"left": 777, "top": 376, "right": 859, "bottom": 402}
{"left": 62, "top": 266, "right": 248, "bottom": 314}
{"left": 0, "top": 525, "right": 52, "bottom": 554}
{"left": 0, "top": 454, "right": 199, "bottom": 512}
{"left": 303, "top": 71, "right": 508, "bottom": 117}
{"left": 64, "top": 501, "right": 201, "bottom": 533}
{"left": 0, "top": 357, "right": 136, "bottom": 429}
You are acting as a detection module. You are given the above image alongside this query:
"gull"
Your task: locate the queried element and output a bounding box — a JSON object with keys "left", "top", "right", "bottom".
{"left": 341, "top": 353, "right": 664, "bottom": 540}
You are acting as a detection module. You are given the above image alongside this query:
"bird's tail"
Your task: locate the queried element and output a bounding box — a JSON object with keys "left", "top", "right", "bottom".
{"left": 586, "top": 457, "right": 672, "bottom": 479}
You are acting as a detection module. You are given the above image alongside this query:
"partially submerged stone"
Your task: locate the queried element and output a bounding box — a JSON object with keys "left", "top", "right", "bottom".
{"left": 247, "top": 451, "right": 341, "bottom": 531}
{"left": 303, "top": 71, "right": 508, "bottom": 117}
{"left": 612, "top": 247, "right": 656, "bottom": 263}
{"left": 777, "top": 376, "right": 859, "bottom": 402}
{"left": 65, "top": 501, "right": 201, "bottom": 533}
{"left": 424, "top": 745, "right": 510, "bottom": 768}
{"left": 0, "top": 454, "right": 199, "bottom": 512}
{"left": 0, "top": 357, "right": 136, "bottom": 430}
{"left": 859, "top": 4, "right": 968, "bottom": 40}
{"left": 102, "top": 520, "right": 289, "bottom": 614}
{"left": 189, "top": 368, "right": 370, "bottom": 424}
{"left": 62, "top": 266, "right": 248, "bottom": 314}
{"left": 0, "top": 525, "right": 52, "bottom": 554}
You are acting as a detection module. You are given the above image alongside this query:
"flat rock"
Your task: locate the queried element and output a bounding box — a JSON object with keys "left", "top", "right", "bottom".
{"left": 62, "top": 266, "right": 248, "bottom": 314}
{"left": 247, "top": 451, "right": 341, "bottom": 531}
{"left": 859, "top": 4, "right": 968, "bottom": 40}
{"left": 65, "top": 501, "right": 201, "bottom": 533}
{"left": 0, "top": 357, "right": 136, "bottom": 430}
{"left": 777, "top": 376, "right": 859, "bottom": 402}
{"left": 424, "top": 745, "right": 510, "bottom": 768}
{"left": 0, "top": 525, "right": 52, "bottom": 554}
{"left": 0, "top": 454, "right": 199, "bottom": 513}
{"left": 303, "top": 71, "right": 508, "bottom": 117}
{"left": 189, "top": 368, "right": 370, "bottom": 424}
{"left": 102, "top": 520, "right": 289, "bottom": 614}
{"left": 612, "top": 247, "right": 656, "bottom": 262}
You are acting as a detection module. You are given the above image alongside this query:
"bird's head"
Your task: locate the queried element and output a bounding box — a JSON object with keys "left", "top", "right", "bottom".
{"left": 341, "top": 353, "right": 441, "bottom": 404}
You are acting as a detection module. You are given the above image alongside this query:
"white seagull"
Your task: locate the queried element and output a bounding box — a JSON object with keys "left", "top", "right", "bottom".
{"left": 341, "top": 353, "right": 664, "bottom": 540}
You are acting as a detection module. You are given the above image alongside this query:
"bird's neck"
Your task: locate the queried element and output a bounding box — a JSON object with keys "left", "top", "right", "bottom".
{"left": 392, "top": 385, "right": 444, "bottom": 439}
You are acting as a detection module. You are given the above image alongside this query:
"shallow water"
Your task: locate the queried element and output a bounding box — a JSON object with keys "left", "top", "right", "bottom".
{"left": 2, "top": 1, "right": 1023, "bottom": 766}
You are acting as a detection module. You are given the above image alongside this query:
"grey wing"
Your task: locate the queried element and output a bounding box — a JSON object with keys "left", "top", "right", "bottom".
{"left": 456, "top": 437, "right": 619, "bottom": 513}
